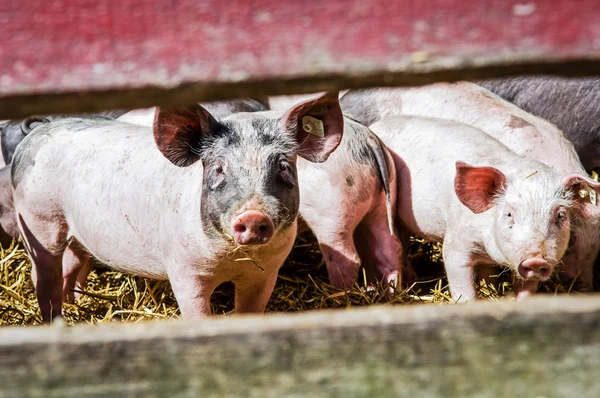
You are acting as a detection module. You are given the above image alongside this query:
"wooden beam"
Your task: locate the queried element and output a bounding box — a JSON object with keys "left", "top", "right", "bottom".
{"left": 1, "top": 0, "right": 599, "bottom": 118}
{"left": 1, "top": 296, "right": 600, "bottom": 396}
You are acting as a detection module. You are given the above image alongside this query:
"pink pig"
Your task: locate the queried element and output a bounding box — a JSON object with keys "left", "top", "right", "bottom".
{"left": 12, "top": 93, "right": 343, "bottom": 322}
{"left": 370, "top": 115, "right": 600, "bottom": 301}
{"left": 120, "top": 96, "right": 405, "bottom": 293}
{"left": 342, "top": 83, "right": 600, "bottom": 294}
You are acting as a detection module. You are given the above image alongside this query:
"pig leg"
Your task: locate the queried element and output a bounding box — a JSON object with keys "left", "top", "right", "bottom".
{"left": 303, "top": 208, "right": 364, "bottom": 289}
{"left": 442, "top": 243, "right": 477, "bottom": 302}
{"left": 74, "top": 261, "right": 92, "bottom": 299}
{"left": 168, "top": 269, "right": 215, "bottom": 318}
{"left": 354, "top": 205, "right": 404, "bottom": 294}
{"left": 62, "top": 241, "right": 91, "bottom": 303}
{"left": 235, "top": 271, "right": 279, "bottom": 313}
{"left": 17, "top": 215, "right": 63, "bottom": 322}
{"left": 320, "top": 239, "right": 361, "bottom": 289}
{"left": 513, "top": 279, "right": 539, "bottom": 300}
{"left": 395, "top": 225, "right": 417, "bottom": 288}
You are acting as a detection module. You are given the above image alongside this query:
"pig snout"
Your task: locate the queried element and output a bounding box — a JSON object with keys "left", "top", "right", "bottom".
{"left": 518, "top": 258, "right": 553, "bottom": 280}
{"left": 232, "top": 210, "right": 275, "bottom": 245}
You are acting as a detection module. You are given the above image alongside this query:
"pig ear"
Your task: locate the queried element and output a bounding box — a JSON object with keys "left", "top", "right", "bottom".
{"left": 454, "top": 161, "right": 507, "bottom": 214}
{"left": 562, "top": 174, "right": 600, "bottom": 218}
{"left": 280, "top": 92, "right": 343, "bottom": 163}
{"left": 154, "top": 104, "right": 218, "bottom": 167}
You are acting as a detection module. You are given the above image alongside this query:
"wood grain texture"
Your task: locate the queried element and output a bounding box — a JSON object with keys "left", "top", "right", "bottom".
{"left": 1, "top": 296, "right": 600, "bottom": 397}
{"left": 0, "top": 0, "right": 599, "bottom": 118}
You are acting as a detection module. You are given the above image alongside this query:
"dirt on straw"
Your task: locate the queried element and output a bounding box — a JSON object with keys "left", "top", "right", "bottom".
{"left": 0, "top": 231, "right": 582, "bottom": 326}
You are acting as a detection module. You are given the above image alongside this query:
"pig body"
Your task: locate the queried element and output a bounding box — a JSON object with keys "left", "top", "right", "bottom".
{"left": 296, "top": 116, "right": 402, "bottom": 290}
{"left": 341, "top": 83, "right": 600, "bottom": 292}
{"left": 13, "top": 94, "right": 343, "bottom": 322}
{"left": 478, "top": 76, "right": 600, "bottom": 171}
{"left": 0, "top": 167, "right": 17, "bottom": 246}
{"left": 120, "top": 98, "right": 404, "bottom": 291}
{"left": 271, "top": 95, "right": 403, "bottom": 290}
{"left": 370, "top": 116, "right": 600, "bottom": 300}
{"left": 0, "top": 110, "right": 126, "bottom": 165}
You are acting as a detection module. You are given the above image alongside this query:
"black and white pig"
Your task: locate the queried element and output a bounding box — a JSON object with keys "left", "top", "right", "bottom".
{"left": 12, "top": 93, "right": 343, "bottom": 322}
{"left": 120, "top": 96, "right": 405, "bottom": 293}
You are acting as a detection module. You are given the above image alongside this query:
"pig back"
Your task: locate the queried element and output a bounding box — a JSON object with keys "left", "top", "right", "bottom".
{"left": 341, "top": 83, "right": 585, "bottom": 176}
{"left": 479, "top": 76, "right": 600, "bottom": 171}
{"left": 11, "top": 118, "right": 206, "bottom": 277}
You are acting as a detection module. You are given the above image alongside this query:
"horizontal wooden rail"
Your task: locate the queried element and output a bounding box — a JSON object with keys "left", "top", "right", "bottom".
{"left": 1, "top": 296, "right": 599, "bottom": 397}
{"left": 0, "top": 0, "right": 599, "bottom": 118}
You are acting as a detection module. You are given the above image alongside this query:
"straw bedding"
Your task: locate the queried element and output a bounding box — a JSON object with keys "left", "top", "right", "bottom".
{"left": 0, "top": 232, "right": 580, "bottom": 326}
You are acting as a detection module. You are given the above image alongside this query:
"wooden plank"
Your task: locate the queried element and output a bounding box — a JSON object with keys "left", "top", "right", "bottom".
{"left": 1, "top": 295, "right": 600, "bottom": 397}
{"left": 1, "top": 0, "right": 600, "bottom": 118}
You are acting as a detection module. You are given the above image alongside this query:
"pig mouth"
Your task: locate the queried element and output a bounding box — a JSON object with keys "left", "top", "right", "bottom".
{"left": 517, "top": 258, "right": 554, "bottom": 281}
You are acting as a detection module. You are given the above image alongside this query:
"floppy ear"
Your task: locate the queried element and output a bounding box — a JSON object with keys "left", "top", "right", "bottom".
{"left": 280, "top": 92, "right": 343, "bottom": 163}
{"left": 454, "top": 161, "right": 507, "bottom": 214}
{"left": 153, "top": 105, "right": 218, "bottom": 167}
{"left": 562, "top": 174, "right": 600, "bottom": 219}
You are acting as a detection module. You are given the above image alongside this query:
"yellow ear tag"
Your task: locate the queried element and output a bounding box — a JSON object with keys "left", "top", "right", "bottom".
{"left": 302, "top": 116, "right": 324, "bottom": 137}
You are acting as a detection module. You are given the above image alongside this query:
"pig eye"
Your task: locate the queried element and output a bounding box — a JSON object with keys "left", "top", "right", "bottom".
{"left": 556, "top": 210, "right": 567, "bottom": 221}
{"left": 207, "top": 163, "right": 226, "bottom": 191}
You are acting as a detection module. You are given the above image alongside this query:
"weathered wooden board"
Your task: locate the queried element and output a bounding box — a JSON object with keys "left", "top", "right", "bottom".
{"left": 1, "top": 296, "right": 600, "bottom": 397}
{"left": 1, "top": 0, "right": 599, "bottom": 118}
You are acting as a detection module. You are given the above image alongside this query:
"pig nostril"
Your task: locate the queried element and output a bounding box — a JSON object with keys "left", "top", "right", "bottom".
{"left": 259, "top": 225, "right": 267, "bottom": 233}
{"left": 233, "top": 222, "right": 247, "bottom": 233}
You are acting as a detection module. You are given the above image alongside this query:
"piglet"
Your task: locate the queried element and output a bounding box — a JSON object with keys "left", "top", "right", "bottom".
{"left": 341, "top": 83, "right": 600, "bottom": 293}
{"left": 12, "top": 93, "right": 343, "bottom": 322}
{"left": 370, "top": 115, "right": 600, "bottom": 301}
{"left": 122, "top": 97, "right": 405, "bottom": 293}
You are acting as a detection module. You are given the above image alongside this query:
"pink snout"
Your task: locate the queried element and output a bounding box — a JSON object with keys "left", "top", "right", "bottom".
{"left": 232, "top": 211, "right": 275, "bottom": 245}
{"left": 518, "top": 258, "right": 553, "bottom": 280}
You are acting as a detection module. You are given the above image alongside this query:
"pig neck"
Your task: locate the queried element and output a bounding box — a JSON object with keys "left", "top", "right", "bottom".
{"left": 477, "top": 218, "right": 511, "bottom": 267}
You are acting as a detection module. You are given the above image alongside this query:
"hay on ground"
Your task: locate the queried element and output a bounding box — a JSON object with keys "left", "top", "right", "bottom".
{"left": 0, "top": 232, "right": 579, "bottom": 326}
